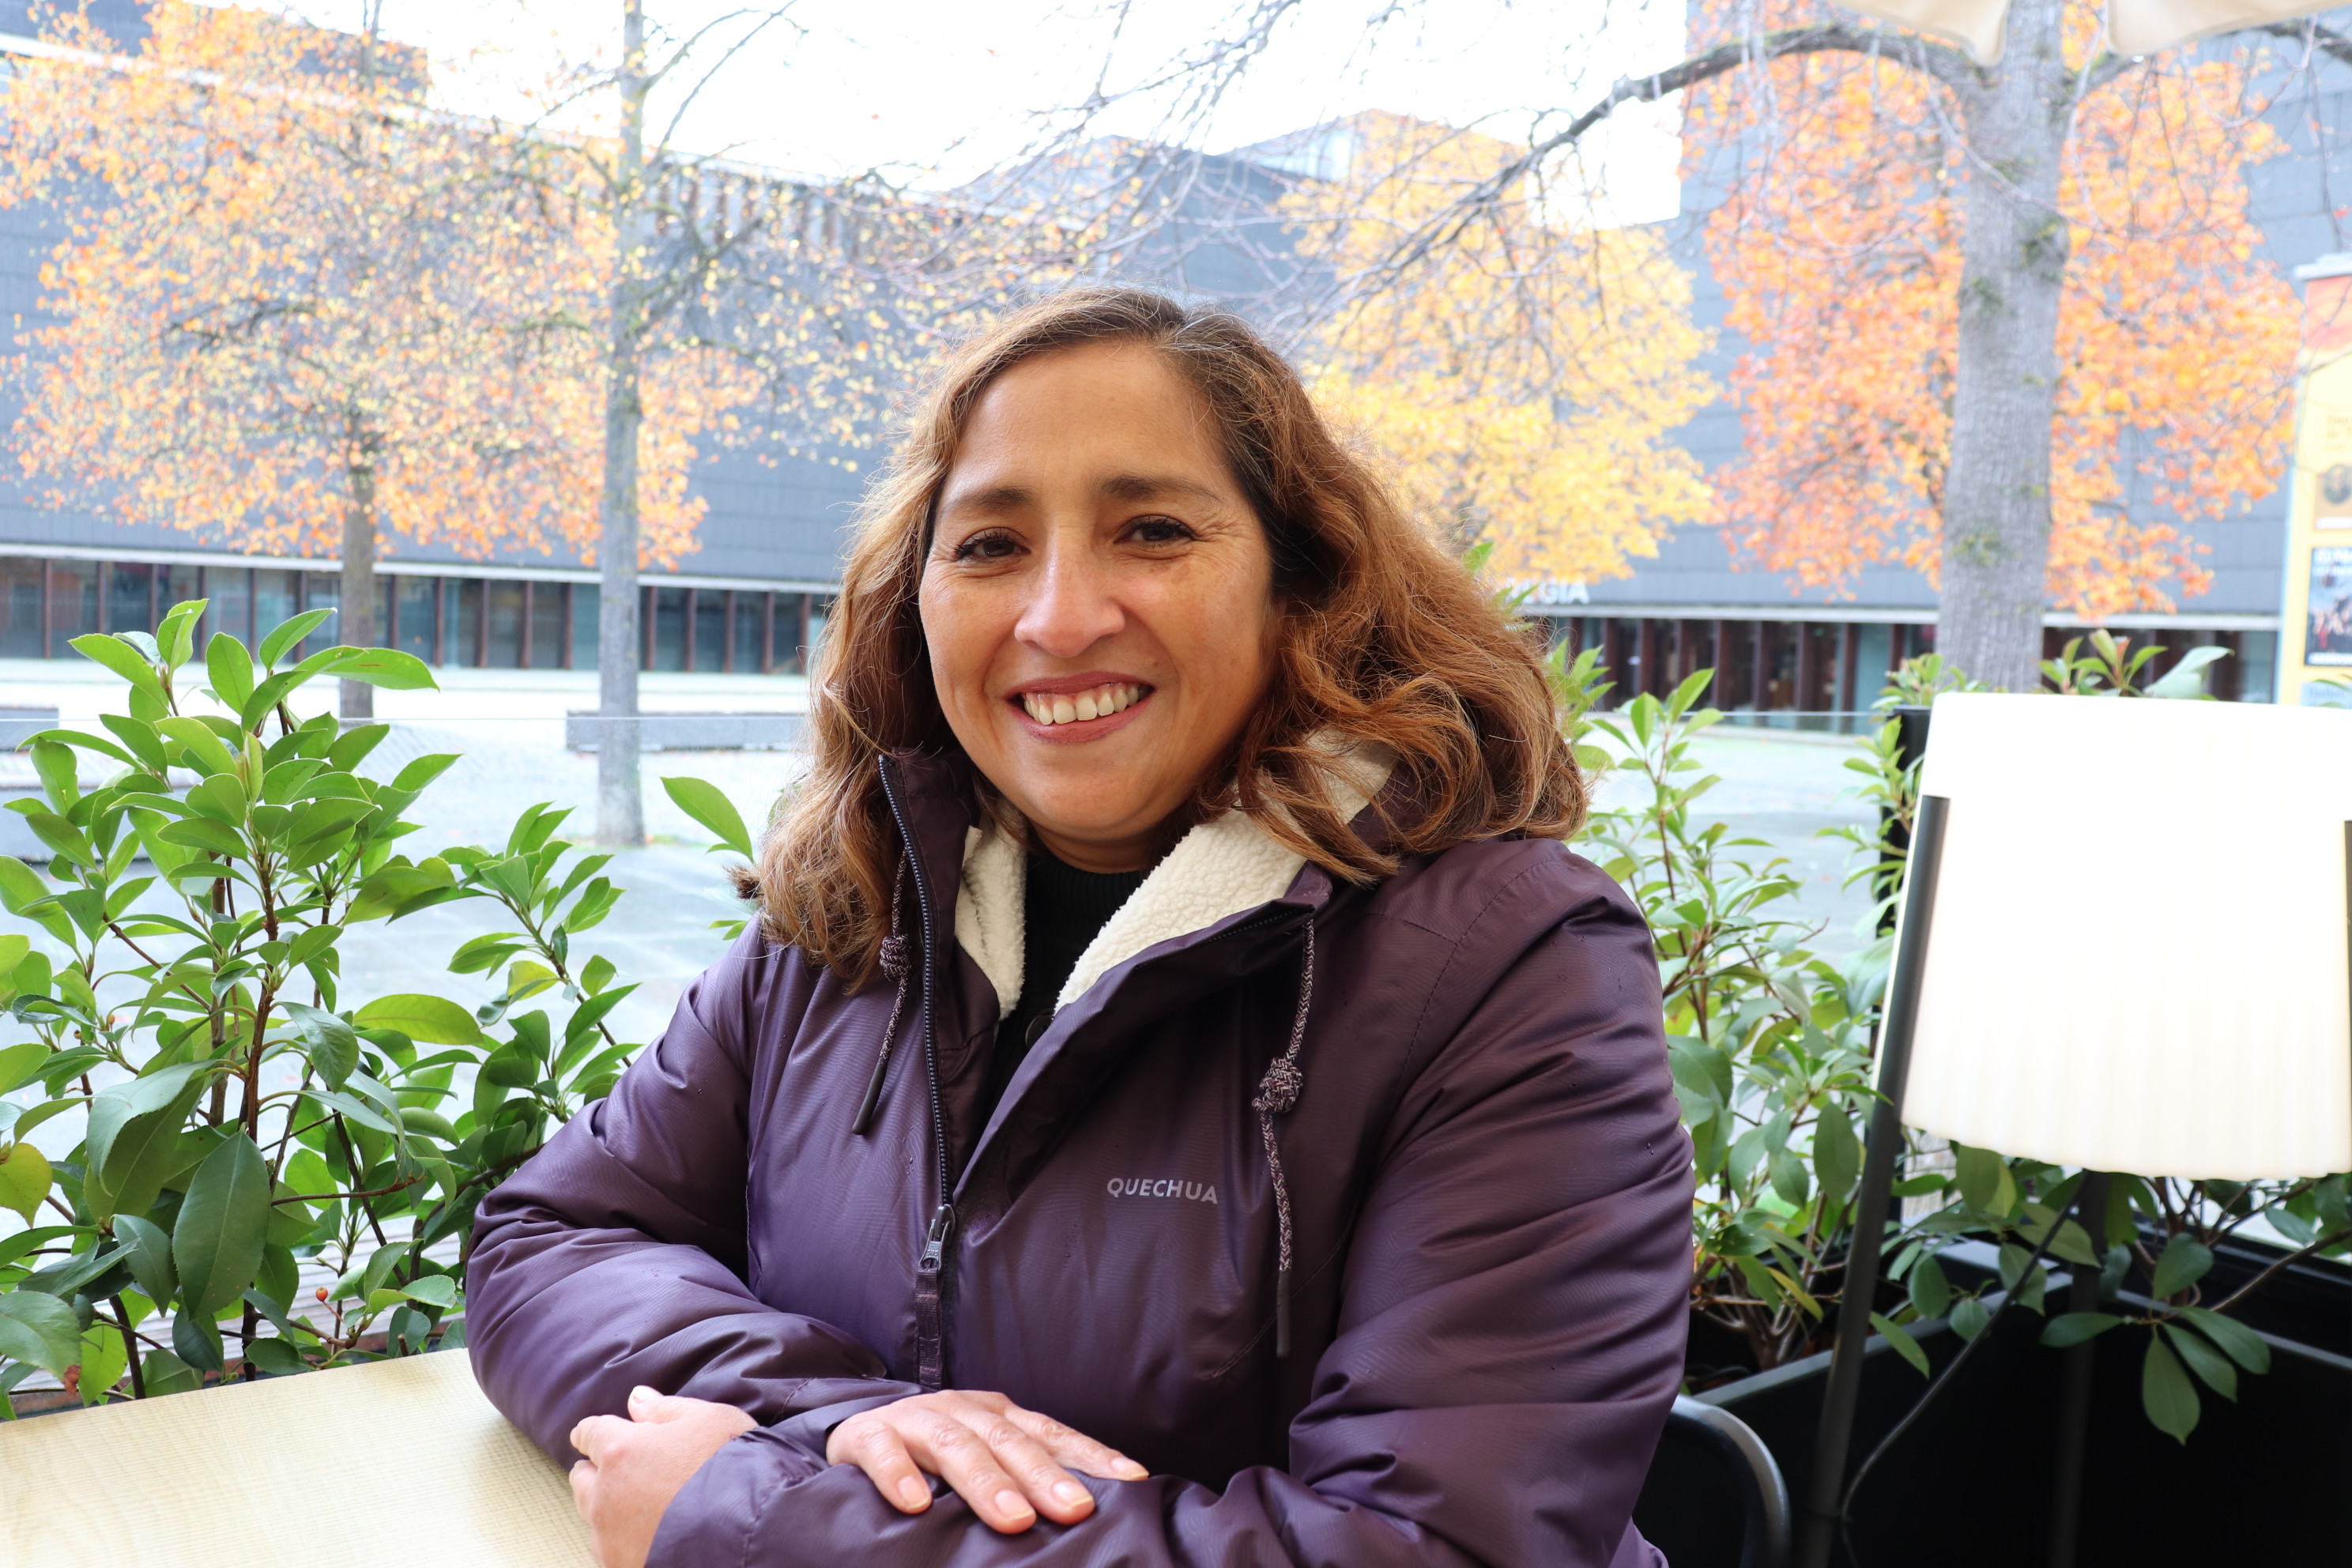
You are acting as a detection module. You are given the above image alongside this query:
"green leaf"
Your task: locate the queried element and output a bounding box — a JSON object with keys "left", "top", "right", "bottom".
{"left": 155, "top": 717, "right": 237, "bottom": 777}
{"left": 2162, "top": 1321, "right": 2238, "bottom": 1400}
{"left": 2141, "top": 1333, "right": 2200, "bottom": 1442}
{"left": 205, "top": 634, "right": 256, "bottom": 710}
{"left": 2145, "top": 645, "right": 2230, "bottom": 699}
{"left": 1949, "top": 1295, "right": 1991, "bottom": 1343}
{"left": 354, "top": 993, "right": 485, "bottom": 1046}
{"left": 157, "top": 600, "right": 207, "bottom": 669}
{"left": 76, "top": 1321, "right": 128, "bottom": 1404}
{"left": 29, "top": 741, "right": 78, "bottom": 811}
{"left": 2040, "top": 1311, "right": 2123, "bottom": 1348}
{"left": 1767, "top": 1145, "right": 1811, "bottom": 1206}
{"left": 662, "top": 776, "right": 756, "bottom": 860}
{"left": 0, "top": 854, "right": 72, "bottom": 942}
{"left": 112, "top": 1215, "right": 177, "bottom": 1307}
{"left": 1907, "top": 1250, "right": 1952, "bottom": 1321}
{"left": 140, "top": 1347, "right": 200, "bottom": 1397}
{"left": 399, "top": 1273, "right": 459, "bottom": 1309}
{"left": 242, "top": 1337, "right": 309, "bottom": 1377}
{"left": 68, "top": 631, "right": 167, "bottom": 695}
{"left": 0, "top": 1143, "right": 51, "bottom": 1224}
{"left": 172, "top": 1132, "right": 271, "bottom": 1319}
{"left": 281, "top": 1001, "right": 360, "bottom": 1090}
{"left": 580, "top": 953, "right": 616, "bottom": 996}
{"left": 1812, "top": 1102, "right": 1860, "bottom": 1208}
{"left": 296, "top": 646, "right": 437, "bottom": 691}
{"left": 1953, "top": 1144, "right": 2016, "bottom": 1215}
{"left": 2177, "top": 1306, "right": 2271, "bottom": 1374}
{"left": 2150, "top": 1234, "right": 2214, "bottom": 1299}
{"left": 0, "top": 1289, "right": 81, "bottom": 1377}
{"left": 1869, "top": 1313, "right": 1929, "bottom": 1377}
{"left": 85, "top": 1064, "right": 210, "bottom": 1222}
{"left": 172, "top": 1310, "right": 224, "bottom": 1374}
{"left": 0, "top": 1038, "right": 41, "bottom": 1095}
{"left": 256, "top": 609, "right": 333, "bottom": 670}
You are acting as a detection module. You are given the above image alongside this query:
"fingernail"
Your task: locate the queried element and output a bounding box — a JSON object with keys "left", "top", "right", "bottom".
{"left": 629, "top": 1385, "right": 655, "bottom": 1404}
{"left": 1113, "top": 1458, "right": 1148, "bottom": 1479}
{"left": 996, "top": 1490, "right": 1034, "bottom": 1521}
{"left": 1053, "top": 1481, "right": 1089, "bottom": 1508}
{"left": 896, "top": 1477, "right": 929, "bottom": 1510}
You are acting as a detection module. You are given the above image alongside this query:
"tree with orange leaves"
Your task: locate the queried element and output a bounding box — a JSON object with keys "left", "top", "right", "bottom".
{"left": 1685, "top": 0, "right": 2299, "bottom": 630}
{"left": 0, "top": 2, "right": 659, "bottom": 719}
{"left": 1288, "top": 112, "right": 1717, "bottom": 584}
{"left": 1171, "top": 0, "right": 2327, "bottom": 688}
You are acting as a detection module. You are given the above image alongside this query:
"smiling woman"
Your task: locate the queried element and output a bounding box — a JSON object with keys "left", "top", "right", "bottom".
{"left": 463, "top": 288, "right": 1694, "bottom": 1568}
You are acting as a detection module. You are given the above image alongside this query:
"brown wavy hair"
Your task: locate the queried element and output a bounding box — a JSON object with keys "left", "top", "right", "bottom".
{"left": 752, "top": 286, "right": 1584, "bottom": 986}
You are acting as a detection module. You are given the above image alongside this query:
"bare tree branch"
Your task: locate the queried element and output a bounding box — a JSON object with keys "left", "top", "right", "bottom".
{"left": 1336, "top": 23, "right": 1980, "bottom": 314}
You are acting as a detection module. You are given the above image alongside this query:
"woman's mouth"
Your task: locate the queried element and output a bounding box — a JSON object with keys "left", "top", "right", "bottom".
{"left": 1017, "top": 681, "right": 1148, "bottom": 727}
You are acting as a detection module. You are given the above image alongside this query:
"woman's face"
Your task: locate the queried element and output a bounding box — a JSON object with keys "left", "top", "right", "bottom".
{"left": 918, "top": 341, "right": 1279, "bottom": 873}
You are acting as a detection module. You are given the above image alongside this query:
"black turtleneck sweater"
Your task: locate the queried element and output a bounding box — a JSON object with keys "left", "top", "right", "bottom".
{"left": 983, "top": 846, "right": 1148, "bottom": 1119}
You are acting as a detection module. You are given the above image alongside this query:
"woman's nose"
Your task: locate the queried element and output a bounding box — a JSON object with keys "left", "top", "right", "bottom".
{"left": 1014, "top": 548, "right": 1125, "bottom": 660}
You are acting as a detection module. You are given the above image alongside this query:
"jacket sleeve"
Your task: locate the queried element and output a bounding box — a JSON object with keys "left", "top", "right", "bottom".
{"left": 648, "top": 875, "right": 1693, "bottom": 1568}
{"left": 465, "top": 933, "right": 919, "bottom": 1464}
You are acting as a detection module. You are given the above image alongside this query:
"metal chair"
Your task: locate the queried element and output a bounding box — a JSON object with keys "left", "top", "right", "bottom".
{"left": 1659, "top": 1396, "right": 1792, "bottom": 1568}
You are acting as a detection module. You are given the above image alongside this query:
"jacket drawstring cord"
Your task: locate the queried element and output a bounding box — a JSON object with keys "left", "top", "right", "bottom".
{"left": 850, "top": 856, "right": 910, "bottom": 1136}
{"left": 1252, "top": 918, "right": 1316, "bottom": 1359}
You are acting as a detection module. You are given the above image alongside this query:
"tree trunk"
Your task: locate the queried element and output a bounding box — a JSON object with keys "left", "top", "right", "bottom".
{"left": 339, "top": 466, "right": 377, "bottom": 721}
{"left": 1936, "top": 0, "right": 2072, "bottom": 692}
{"left": 595, "top": 0, "right": 650, "bottom": 848}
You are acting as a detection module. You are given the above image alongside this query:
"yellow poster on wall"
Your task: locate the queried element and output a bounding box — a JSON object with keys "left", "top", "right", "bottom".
{"left": 2281, "top": 256, "right": 2352, "bottom": 704}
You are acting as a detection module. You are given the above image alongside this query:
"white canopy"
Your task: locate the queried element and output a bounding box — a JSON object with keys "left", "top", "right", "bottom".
{"left": 1845, "top": 0, "right": 2335, "bottom": 63}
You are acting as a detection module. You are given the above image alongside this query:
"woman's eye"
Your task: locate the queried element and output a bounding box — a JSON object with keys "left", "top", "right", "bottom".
{"left": 953, "top": 531, "right": 1020, "bottom": 563}
{"left": 1126, "top": 516, "right": 1195, "bottom": 546}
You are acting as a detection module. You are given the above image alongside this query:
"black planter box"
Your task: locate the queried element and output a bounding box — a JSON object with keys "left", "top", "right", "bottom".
{"left": 1634, "top": 1240, "right": 2352, "bottom": 1567}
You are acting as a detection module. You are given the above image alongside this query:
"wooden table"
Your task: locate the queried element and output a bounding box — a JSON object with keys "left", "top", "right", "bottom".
{"left": 0, "top": 1349, "right": 595, "bottom": 1568}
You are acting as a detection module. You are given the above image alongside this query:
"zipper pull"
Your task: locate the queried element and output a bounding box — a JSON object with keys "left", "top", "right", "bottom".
{"left": 920, "top": 1202, "right": 956, "bottom": 1272}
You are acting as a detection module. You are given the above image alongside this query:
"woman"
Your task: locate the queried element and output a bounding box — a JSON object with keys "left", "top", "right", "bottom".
{"left": 467, "top": 288, "right": 1692, "bottom": 1567}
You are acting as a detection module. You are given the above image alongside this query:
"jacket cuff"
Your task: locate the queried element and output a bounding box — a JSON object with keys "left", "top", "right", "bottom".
{"left": 648, "top": 1427, "right": 825, "bottom": 1568}
{"left": 771, "top": 1394, "right": 910, "bottom": 1463}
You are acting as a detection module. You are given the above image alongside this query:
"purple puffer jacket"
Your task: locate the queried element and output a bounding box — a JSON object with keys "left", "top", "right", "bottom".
{"left": 466, "top": 750, "right": 1692, "bottom": 1566}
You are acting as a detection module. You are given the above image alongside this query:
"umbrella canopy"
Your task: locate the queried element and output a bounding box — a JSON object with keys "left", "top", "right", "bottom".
{"left": 1844, "top": 0, "right": 2333, "bottom": 62}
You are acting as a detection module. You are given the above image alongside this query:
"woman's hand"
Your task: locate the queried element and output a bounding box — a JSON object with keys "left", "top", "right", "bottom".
{"left": 569, "top": 1387, "right": 756, "bottom": 1568}
{"left": 826, "top": 1389, "right": 1149, "bottom": 1534}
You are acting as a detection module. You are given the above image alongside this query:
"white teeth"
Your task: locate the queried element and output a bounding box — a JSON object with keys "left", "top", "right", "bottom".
{"left": 1023, "top": 683, "right": 1146, "bottom": 726}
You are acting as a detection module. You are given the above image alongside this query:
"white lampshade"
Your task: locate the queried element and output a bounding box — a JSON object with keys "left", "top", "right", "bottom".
{"left": 1896, "top": 693, "right": 2352, "bottom": 1179}
{"left": 1841, "top": 0, "right": 2336, "bottom": 64}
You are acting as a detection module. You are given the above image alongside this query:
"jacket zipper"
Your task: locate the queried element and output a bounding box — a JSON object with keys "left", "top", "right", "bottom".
{"left": 875, "top": 756, "right": 956, "bottom": 1391}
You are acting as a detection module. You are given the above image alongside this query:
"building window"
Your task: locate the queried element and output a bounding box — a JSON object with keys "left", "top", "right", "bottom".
{"left": 571, "top": 582, "right": 599, "bottom": 668}
{"left": 0, "top": 557, "right": 40, "bottom": 658}
{"left": 394, "top": 576, "right": 435, "bottom": 662}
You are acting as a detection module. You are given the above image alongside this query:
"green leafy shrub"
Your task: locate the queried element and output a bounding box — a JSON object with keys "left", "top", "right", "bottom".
{"left": 1570, "top": 646, "right": 2347, "bottom": 1442}
{"left": 0, "top": 601, "right": 658, "bottom": 1408}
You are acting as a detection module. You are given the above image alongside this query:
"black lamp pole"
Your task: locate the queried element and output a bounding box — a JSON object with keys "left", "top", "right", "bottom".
{"left": 1792, "top": 792, "right": 1950, "bottom": 1568}
{"left": 2045, "top": 1170, "right": 2110, "bottom": 1568}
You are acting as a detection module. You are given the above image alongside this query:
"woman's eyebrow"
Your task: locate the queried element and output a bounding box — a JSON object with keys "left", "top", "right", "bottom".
{"left": 938, "top": 482, "right": 1032, "bottom": 517}
{"left": 1099, "top": 472, "right": 1223, "bottom": 504}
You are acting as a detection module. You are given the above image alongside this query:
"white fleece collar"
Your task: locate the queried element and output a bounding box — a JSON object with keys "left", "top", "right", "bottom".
{"left": 952, "top": 746, "right": 1393, "bottom": 1020}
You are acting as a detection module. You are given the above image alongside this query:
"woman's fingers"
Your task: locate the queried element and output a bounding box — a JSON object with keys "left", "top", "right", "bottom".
{"left": 570, "top": 1413, "right": 631, "bottom": 1464}
{"left": 826, "top": 1391, "right": 1144, "bottom": 1533}
{"left": 954, "top": 1412, "right": 1099, "bottom": 1525}
{"left": 906, "top": 1409, "right": 1047, "bottom": 1532}
{"left": 839, "top": 1415, "right": 938, "bottom": 1514}
{"left": 1005, "top": 1405, "right": 1150, "bottom": 1482}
